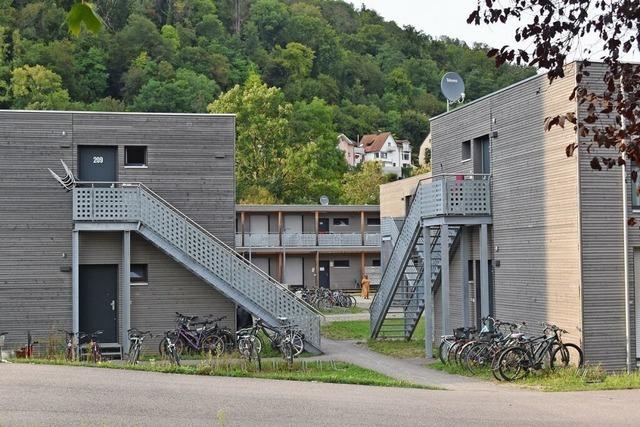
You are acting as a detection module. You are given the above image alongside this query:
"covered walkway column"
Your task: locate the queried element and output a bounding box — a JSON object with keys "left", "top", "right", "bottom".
{"left": 72, "top": 230, "right": 79, "bottom": 336}
{"left": 423, "top": 224, "right": 433, "bottom": 357}
{"left": 440, "top": 223, "right": 450, "bottom": 336}
{"left": 479, "top": 224, "right": 490, "bottom": 318}
{"left": 121, "top": 230, "right": 131, "bottom": 352}
{"left": 459, "top": 226, "right": 470, "bottom": 327}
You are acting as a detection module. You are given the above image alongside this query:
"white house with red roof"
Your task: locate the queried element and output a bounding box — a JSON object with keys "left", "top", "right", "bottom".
{"left": 337, "top": 132, "right": 412, "bottom": 177}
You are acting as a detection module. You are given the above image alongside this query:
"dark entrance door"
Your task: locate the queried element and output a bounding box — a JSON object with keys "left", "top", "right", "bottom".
{"left": 474, "top": 260, "right": 494, "bottom": 328}
{"left": 80, "top": 265, "right": 118, "bottom": 342}
{"left": 318, "top": 261, "right": 330, "bottom": 289}
{"left": 318, "top": 218, "right": 329, "bottom": 233}
{"left": 78, "top": 146, "right": 117, "bottom": 182}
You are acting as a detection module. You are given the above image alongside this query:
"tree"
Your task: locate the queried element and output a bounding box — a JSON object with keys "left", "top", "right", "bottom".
{"left": 208, "top": 74, "right": 292, "bottom": 201}
{"left": 10, "top": 65, "right": 70, "bottom": 110}
{"left": 341, "top": 162, "right": 392, "bottom": 205}
{"left": 468, "top": 1, "right": 640, "bottom": 170}
{"left": 132, "top": 68, "right": 219, "bottom": 112}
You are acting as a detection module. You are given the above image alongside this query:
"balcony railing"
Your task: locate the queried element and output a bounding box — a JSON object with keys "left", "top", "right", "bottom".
{"left": 364, "top": 233, "right": 381, "bottom": 246}
{"left": 234, "top": 232, "right": 382, "bottom": 248}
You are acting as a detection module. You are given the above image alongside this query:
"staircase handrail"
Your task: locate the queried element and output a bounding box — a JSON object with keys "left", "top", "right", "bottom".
{"left": 76, "top": 181, "right": 323, "bottom": 318}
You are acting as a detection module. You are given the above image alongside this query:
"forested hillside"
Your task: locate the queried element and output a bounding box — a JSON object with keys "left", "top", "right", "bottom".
{"left": 0, "top": 0, "right": 535, "bottom": 203}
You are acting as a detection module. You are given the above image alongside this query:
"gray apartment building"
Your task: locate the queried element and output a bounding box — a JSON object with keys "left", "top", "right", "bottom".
{"left": 0, "top": 110, "right": 320, "bottom": 355}
{"left": 371, "top": 62, "right": 637, "bottom": 370}
{"left": 235, "top": 205, "right": 381, "bottom": 290}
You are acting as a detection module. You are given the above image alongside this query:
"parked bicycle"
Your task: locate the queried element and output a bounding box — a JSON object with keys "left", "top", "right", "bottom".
{"left": 256, "top": 317, "right": 305, "bottom": 357}
{"left": 159, "top": 312, "right": 225, "bottom": 357}
{"left": 160, "top": 330, "right": 181, "bottom": 366}
{"left": 79, "top": 330, "right": 102, "bottom": 363}
{"left": 58, "top": 329, "right": 78, "bottom": 361}
{"left": 127, "top": 329, "right": 153, "bottom": 365}
{"left": 298, "top": 288, "right": 357, "bottom": 310}
{"left": 236, "top": 322, "right": 262, "bottom": 370}
{"left": 496, "top": 323, "right": 583, "bottom": 381}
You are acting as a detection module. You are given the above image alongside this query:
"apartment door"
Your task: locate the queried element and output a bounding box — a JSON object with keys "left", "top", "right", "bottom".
{"left": 250, "top": 215, "right": 269, "bottom": 233}
{"left": 252, "top": 257, "right": 270, "bottom": 276}
{"left": 474, "top": 260, "right": 494, "bottom": 328}
{"left": 79, "top": 265, "right": 118, "bottom": 343}
{"left": 318, "top": 218, "right": 329, "bottom": 234}
{"left": 284, "top": 256, "right": 303, "bottom": 287}
{"left": 473, "top": 136, "right": 491, "bottom": 176}
{"left": 78, "top": 146, "right": 117, "bottom": 182}
{"left": 318, "top": 261, "right": 330, "bottom": 289}
{"left": 284, "top": 215, "right": 303, "bottom": 233}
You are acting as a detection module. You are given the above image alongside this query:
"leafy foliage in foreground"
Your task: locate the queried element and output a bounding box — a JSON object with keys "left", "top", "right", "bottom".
{"left": 0, "top": 0, "right": 534, "bottom": 202}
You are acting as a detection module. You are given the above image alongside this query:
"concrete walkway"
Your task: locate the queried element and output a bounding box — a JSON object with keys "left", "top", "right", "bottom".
{"left": 317, "top": 338, "right": 507, "bottom": 392}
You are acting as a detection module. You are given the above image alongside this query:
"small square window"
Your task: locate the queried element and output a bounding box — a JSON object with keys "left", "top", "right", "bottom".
{"left": 333, "top": 218, "right": 349, "bottom": 226}
{"left": 125, "top": 146, "right": 147, "bottom": 167}
{"left": 367, "top": 217, "right": 381, "bottom": 226}
{"left": 333, "top": 260, "right": 350, "bottom": 268}
{"left": 372, "top": 259, "right": 381, "bottom": 267}
{"left": 374, "top": 153, "right": 379, "bottom": 158}
{"left": 461, "top": 140, "right": 471, "bottom": 161}
{"left": 130, "top": 264, "right": 148, "bottom": 285}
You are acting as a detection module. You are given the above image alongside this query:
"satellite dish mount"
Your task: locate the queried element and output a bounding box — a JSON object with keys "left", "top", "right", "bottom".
{"left": 440, "top": 72, "right": 465, "bottom": 112}
{"left": 319, "top": 195, "right": 329, "bottom": 206}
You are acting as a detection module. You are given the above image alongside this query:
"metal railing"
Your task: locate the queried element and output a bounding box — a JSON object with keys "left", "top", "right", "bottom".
{"left": 233, "top": 232, "right": 382, "bottom": 247}
{"left": 370, "top": 174, "right": 491, "bottom": 336}
{"left": 73, "top": 183, "right": 322, "bottom": 349}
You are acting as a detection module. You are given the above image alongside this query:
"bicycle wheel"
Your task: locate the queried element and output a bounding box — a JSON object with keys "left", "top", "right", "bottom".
{"left": 169, "top": 346, "right": 181, "bottom": 366}
{"left": 498, "top": 347, "right": 531, "bottom": 382}
{"left": 281, "top": 340, "right": 294, "bottom": 365}
{"left": 291, "top": 333, "right": 304, "bottom": 356}
{"left": 457, "top": 341, "right": 476, "bottom": 367}
{"left": 349, "top": 295, "right": 357, "bottom": 308}
{"left": 65, "top": 345, "right": 74, "bottom": 361}
{"left": 465, "top": 343, "right": 490, "bottom": 375}
{"left": 438, "top": 340, "right": 452, "bottom": 364}
{"left": 447, "top": 342, "right": 463, "bottom": 365}
{"left": 92, "top": 344, "right": 102, "bottom": 363}
{"left": 128, "top": 343, "right": 141, "bottom": 364}
{"left": 202, "top": 335, "right": 225, "bottom": 358}
{"left": 550, "top": 343, "right": 584, "bottom": 369}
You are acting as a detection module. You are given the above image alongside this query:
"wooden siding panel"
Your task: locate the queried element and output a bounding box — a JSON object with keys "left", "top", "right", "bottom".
{"left": 578, "top": 63, "right": 637, "bottom": 370}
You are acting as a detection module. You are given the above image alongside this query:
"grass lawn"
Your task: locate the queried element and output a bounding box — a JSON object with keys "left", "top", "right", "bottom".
{"left": 319, "top": 306, "right": 367, "bottom": 315}
{"left": 321, "top": 318, "right": 427, "bottom": 359}
{"left": 11, "top": 358, "right": 433, "bottom": 389}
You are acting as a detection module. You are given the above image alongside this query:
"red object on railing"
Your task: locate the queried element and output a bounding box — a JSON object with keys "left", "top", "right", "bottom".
{"left": 456, "top": 174, "right": 464, "bottom": 181}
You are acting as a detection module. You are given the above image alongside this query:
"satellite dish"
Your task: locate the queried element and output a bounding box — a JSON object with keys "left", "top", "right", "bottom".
{"left": 441, "top": 72, "right": 465, "bottom": 103}
{"left": 319, "top": 195, "right": 329, "bottom": 206}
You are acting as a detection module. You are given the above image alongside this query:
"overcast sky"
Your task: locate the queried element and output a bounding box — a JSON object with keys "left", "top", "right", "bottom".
{"left": 354, "top": 0, "right": 640, "bottom": 63}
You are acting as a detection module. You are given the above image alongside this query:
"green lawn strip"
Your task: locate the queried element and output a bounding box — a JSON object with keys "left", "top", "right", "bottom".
{"left": 427, "top": 360, "right": 493, "bottom": 380}
{"left": 517, "top": 366, "right": 640, "bottom": 392}
{"left": 11, "top": 358, "right": 433, "bottom": 389}
{"left": 319, "top": 306, "right": 367, "bottom": 315}
{"left": 321, "top": 320, "right": 370, "bottom": 340}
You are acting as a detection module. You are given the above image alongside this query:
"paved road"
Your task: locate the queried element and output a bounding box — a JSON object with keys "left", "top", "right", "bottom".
{"left": 2, "top": 363, "right": 640, "bottom": 426}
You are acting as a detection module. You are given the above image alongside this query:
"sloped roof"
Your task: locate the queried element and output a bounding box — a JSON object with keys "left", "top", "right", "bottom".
{"left": 361, "top": 132, "right": 392, "bottom": 153}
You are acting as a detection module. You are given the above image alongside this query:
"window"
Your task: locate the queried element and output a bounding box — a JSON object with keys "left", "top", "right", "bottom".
{"left": 633, "top": 163, "right": 640, "bottom": 210}
{"left": 130, "top": 264, "right": 148, "bottom": 285}
{"left": 333, "top": 218, "right": 349, "bottom": 226}
{"left": 461, "top": 140, "right": 471, "bottom": 161}
{"left": 403, "top": 153, "right": 410, "bottom": 160}
{"left": 125, "top": 146, "right": 147, "bottom": 167}
{"left": 367, "top": 217, "right": 381, "bottom": 226}
{"left": 374, "top": 153, "right": 379, "bottom": 158}
{"left": 381, "top": 152, "right": 387, "bottom": 159}
{"left": 333, "top": 260, "right": 350, "bottom": 268}
{"left": 372, "top": 259, "right": 381, "bottom": 267}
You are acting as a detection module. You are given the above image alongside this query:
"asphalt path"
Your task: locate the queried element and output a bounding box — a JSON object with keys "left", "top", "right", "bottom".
{"left": 2, "top": 363, "right": 640, "bottom": 426}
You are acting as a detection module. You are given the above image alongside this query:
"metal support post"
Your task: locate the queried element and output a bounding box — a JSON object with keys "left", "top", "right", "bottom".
{"left": 479, "top": 224, "right": 490, "bottom": 318}
{"left": 460, "top": 226, "right": 470, "bottom": 327}
{"left": 72, "top": 230, "right": 79, "bottom": 337}
{"left": 423, "top": 225, "right": 433, "bottom": 357}
{"left": 441, "top": 224, "right": 450, "bottom": 336}
{"left": 122, "top": 230, "right": 131, "bottom": 352}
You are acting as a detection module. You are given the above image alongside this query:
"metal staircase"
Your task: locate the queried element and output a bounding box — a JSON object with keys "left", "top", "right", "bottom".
{"left": 371, "top": 176, "right": 491, "bottom": 340}
{"left": 73, "top": 183, "right": 322, "bottom": 352}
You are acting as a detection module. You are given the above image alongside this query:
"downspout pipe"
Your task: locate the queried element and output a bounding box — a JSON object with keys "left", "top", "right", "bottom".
{"left": 621, "top": 75, "right": 632, "bottom": 373}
